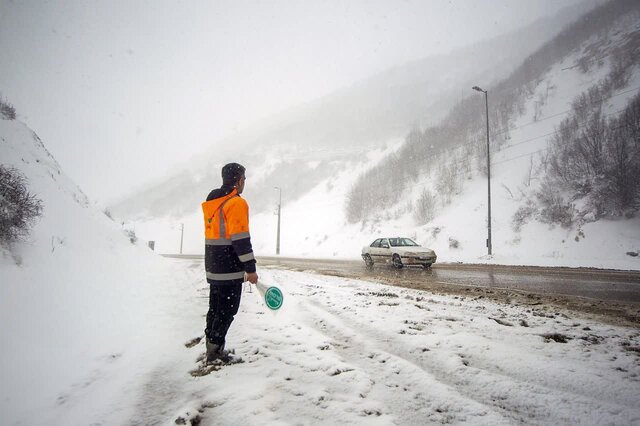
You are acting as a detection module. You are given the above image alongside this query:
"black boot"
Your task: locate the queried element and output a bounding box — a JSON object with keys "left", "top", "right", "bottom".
{"left": 206, "top": 339, "right": 230, "bottom": 363}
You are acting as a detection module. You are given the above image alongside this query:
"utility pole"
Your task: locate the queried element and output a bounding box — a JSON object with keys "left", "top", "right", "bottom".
{"left": 274, "top": 187, "right": 281, "bottom": 255}
{"left": 179, "top": 223, "right": 184, "bottom": 254}
{"left": 472, "top": 86, "right": 492, "bottom": 256}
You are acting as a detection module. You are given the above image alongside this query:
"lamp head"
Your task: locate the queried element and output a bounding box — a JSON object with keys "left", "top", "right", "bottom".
{"left": 472, "top": 86, "right": 485, "bottom": 93}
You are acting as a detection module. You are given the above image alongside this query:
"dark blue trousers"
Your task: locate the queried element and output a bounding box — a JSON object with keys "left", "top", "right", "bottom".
{"left": 205, "top": 280, "right": 243, "bottom": 346}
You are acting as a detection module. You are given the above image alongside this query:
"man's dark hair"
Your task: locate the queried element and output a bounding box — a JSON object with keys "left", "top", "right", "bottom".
{"left": 222, "top": 162, "right": 246, "bottom": 185}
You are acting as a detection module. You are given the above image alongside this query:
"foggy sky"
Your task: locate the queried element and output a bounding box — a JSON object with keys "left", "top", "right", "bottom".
{"left": 0, "top": 0, "right": 587, "bottom": 203}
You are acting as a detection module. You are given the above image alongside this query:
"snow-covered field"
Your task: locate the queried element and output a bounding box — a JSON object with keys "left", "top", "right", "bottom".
{"left": 172, "top": 263, "right": 640, "bottom": 425}
{"left": 5, "top": 257, "right": 639, "bottom": 425}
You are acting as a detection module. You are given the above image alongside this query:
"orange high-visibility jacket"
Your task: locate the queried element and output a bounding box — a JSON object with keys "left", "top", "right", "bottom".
{"left": 202, "top": 188, "right": 256, "bottom": 282}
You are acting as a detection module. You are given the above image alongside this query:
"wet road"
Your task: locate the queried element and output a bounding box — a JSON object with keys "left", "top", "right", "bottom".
{"left": 165, "top": 254, "right": 640, "bottom": 303}
{"left": 257, "top": 256, "right": 640, "bottom": 303}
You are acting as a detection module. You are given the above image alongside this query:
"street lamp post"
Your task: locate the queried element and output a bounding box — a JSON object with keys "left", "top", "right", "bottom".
{"left": 179, "top": 223, "right": 184, "bottom": 254}
{"left": 472, "top": 86, "right": 492, "bottom": 256}
{"left": 274, "top": 187, "right": 281, "bottom": 255}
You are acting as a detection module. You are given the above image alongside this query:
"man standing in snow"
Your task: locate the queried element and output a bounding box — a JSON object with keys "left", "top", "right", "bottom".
{"left": 202, "top": 162, "right": 258, "bottom": 362}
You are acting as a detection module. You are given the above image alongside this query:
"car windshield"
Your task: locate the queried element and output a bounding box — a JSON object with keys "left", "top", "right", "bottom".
{"left": 388, "top": 238, "right": 419, "bottom": 247}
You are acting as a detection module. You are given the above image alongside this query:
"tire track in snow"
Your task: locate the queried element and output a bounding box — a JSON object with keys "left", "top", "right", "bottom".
{"left": 297, "top": 284, "right": 640, "bottom": 425}
{"left": 297, "top": 298, "right": 512, "bottom": 424}
{"left": 244, "top": 269, "right": 640, "bottom": 424}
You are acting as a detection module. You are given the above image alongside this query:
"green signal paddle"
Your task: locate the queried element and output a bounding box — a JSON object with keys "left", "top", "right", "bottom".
{"left": 255, "top": 282, "right": 284, "bottom": 310}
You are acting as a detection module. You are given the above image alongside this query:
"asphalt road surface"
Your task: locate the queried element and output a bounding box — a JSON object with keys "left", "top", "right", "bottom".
{"left": 164, "top": 254, "right": 640, "bottom": 325}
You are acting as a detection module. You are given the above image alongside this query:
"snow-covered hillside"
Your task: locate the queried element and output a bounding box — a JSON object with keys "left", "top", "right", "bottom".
{"left": 110, "top": 1, "right": 598, "bottom": 223}
{"left": 132, "top": 70, "right": 640, "bottom": 271}
{"left": 123, "top": 1, "right": 640, "bottom": 271}
{"left": 0, "top": 118, "right": 188, "bottom": 424}
{"left": 316, "top": 12, "right": 640, "bottom": 270}
{"left": 336, "top": 6, "right": 640, "bottom": 270}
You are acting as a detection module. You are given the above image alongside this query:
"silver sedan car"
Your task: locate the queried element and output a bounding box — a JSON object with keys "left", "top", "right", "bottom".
{"left": 362, "top": 237, "right": 437, "bottom": 269}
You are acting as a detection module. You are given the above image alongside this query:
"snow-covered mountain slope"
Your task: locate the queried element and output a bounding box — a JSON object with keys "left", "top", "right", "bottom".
{"left": 249, "top": 3, "right": 640, "bottom": 270}
{"left": 0, "top": 118, "right": 189, "bottom": 424}
{"left": 334, "top": 1, "right": 640, "bottom": 270}
{"left": 109, "top": 1, "right": 598, "bottom": 222}
{"left": 127, "top": 3, "right": 640, "bottom": 271}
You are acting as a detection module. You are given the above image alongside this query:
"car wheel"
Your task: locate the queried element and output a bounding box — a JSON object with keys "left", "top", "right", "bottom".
{"left": 363, "top": 254, "right": 374, "bottom": 269}
{"left": 392, "top": 254, "right": 403, "bottom": 269}
{"left": 424, "top": 263, "right": 432, "bottom": 269}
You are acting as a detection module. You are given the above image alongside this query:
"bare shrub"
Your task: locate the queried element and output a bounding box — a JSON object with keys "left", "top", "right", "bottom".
{"left": 535, "top": 182, "right": 575, "bottom": 228}
{"left": 346, "top": 155, "right": 404, "bottom": 223}
{"left": 598, "top": 93, "right": 640, "bottom": 215}
{"left": 577, "top": 56, "right": 591, "bottom": 73}
{"left": 345, "top": 183, "right": 365, "bottom": 223}
{"left": 414, "top": 189, "right": 436, "bottom": 224}
{"left": 430, "top": 227, "right": 441, "bottom": 239}
{"left": 436, "top": 162, "right": 461, "bottom": 206}
{"left": 448, "top": 237, "right": 460, "bottom": 249}
{"left": 512, "top": 199, "right": 539, "bottom": 232}
{"left": 0, "top": 165, "right": 43, "bottom": 244}
{"left": 0, "top": 97, "right": 16, "bottom": 120}
{"left": 608, "top": 51, "right": 630, "bottom": 89}
{"left": 545, "top": 90, "right": 640, "bottom": 219}
{"left": 124, "top": 229, "right": 137, "bottom": 244}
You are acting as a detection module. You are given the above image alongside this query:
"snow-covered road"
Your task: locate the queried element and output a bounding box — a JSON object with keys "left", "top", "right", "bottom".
{"left": 8, "top": 255, "right": 637, "bottom": 425}
{"left": 155, "top": 260, "right": 640, "bottom": 425}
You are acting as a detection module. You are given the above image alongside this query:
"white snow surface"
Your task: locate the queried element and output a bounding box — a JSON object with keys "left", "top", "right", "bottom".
{"left": 6, "top": 256, "right": 640, "bottom": 425}
{"left": 0, "top": 117, "right": 177, "bottom": 424}
{"left": 2, "top": 13, "right": 640, "bottom": 424}
{"left": 1, "top": 115, "right": 640, "bottom": 425}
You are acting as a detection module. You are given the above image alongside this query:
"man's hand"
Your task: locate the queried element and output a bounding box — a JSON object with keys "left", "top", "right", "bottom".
{"left": 245, "top": 272, "right": 258, "bottom": 284}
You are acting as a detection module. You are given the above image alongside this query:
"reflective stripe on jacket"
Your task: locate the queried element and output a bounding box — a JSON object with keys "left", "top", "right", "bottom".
{"left": 202, "top": 188, "right": 256, "bottom": 282}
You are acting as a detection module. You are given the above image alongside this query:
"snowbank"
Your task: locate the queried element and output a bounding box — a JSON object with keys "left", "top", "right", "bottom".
{"left": 0, "top": 118, "right": 185, "bottom": 424}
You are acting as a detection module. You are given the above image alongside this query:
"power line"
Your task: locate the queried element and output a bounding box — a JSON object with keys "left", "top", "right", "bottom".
{"left": 561, "top": 52, "right": 614, "bottom": 71}
{"left": 489, "top": 118, "right": 637, "bottom": 167}
{"left": 386, "top": 87, "right": 640, "bottom": 179}
{"left": 299, "top": 107, "right": 639, "bottom": 210}
{"left": 268, "top": 87, "right": 640, "bottom": 193}
{"left": 491, "top": 148, "right": 548, "bottom": 167}
{"left": 271, "top": 86, "right": 640, "bottom": 211}
{"left": 274, "top": 86, "right": 640, "bottom": 168}
{"left": 286, "top": 120, "right": 638, "bottom": 213}
{"left": 496, "top": 106, "right": 627, "bottom": 154}
{"left": 490, "top": 84, "right": 640, "bottom": 138}
{"left": 354, "top": 104, "right": 629, "bottom": 188}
